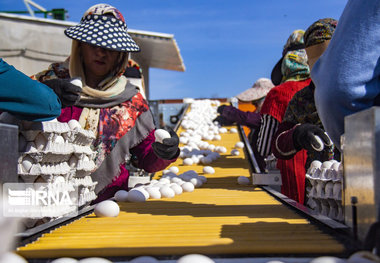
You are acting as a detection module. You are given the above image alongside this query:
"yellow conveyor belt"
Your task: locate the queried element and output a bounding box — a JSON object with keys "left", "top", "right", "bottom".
{"left": 17, "top": 125, "right": 345, "bottom": 259}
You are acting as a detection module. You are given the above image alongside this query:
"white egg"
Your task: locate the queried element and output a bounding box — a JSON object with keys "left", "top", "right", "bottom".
{"left": 181, "top": 182, "right": 195, "bottom": 192}
{"left": 94, "top": 200, "right": 120, "bottom": 217}
{"left": 145, "top": 187, "right": 161, "bottom": 199}
{"left": 127, "top": 189, "right": 147, "bottom": 202}
{"left": 129, "top": 256, "right": 159, "bottom": 263}
{"left": 200, "top": 156, "right": 212, "bottom": 164}
{"left": 309, "top": 256, "right": 346, "bottom": 263}
{"left": 78, "top": 258, "right": 112, "bottom": 263}
{"left": 34, "top": 133, "right": 47, "bottom": 151}
{"left": 183, "top": 158, "right": 194, "bottom": 166}
{"left": 218, "top": 127, "right": 227, "bottom": 133}
{"left": 237, "top": 176, "right": 250, "bottom": 185}
{"left": 159, "top": 178, "right": 171, "bottom": 184}
{"left": 230, "top": 128, "right": 238, "bottom": 133}
{"left": 235, "top": 141, "right": 244, "bottom": 149}
{"left": 231, "top": 149, "right": 240, "bottom": 156}
{"left": 114, "top": 190, "right": 129, "bottom": 202}
{"left": 169, "top": 166, "right": 179, "bottom": 174}
{"left": 310, "top": 160, "right": 322, "bottom": 169}
{"left": 203, "top": 166, "right": 215, "bottom": 174}
{"left": 68, "top": 119, "right": 82, "bottom": 130}
{"left": 55, "top": 135, "right": 65, "bottom": 144}
{"left": 189, "top": 177, "right": 203, "bottom": 187}
{"left": 70, "top": 78, "right": 82, "bottom": 88}
{"left": 177, "top": 254, "right": 215, "bottom": 263}
{"left": 321, "top": 160, "right": 333, "bottom": 169}
{"left": 213, "top": 134, "right": 221, "bottom": 140}
{"left": 135, "top": 187, "right": 150, "bottom": 200}
{"left": 170, "top": 183, "right": 183, "bottom": 195}
{"left": 51, "top": 258, "right": 78, "bottom": 263}
{"left": 21, "top": 156, "right": 34, "bottom": 172}
{"left": 160, "top": 186, "right": 175, "bottom": 198}
{"left": 331, "top": 162, "right": 341, "bottom": 171}
{"left": 170, "top": 177, "right": 183, "bottom": 184}
{"left": 0, "top": 252, "right": 28, "bottom": 263}
{"left": 154, "top": 129, "right": 171, "bottom": 143}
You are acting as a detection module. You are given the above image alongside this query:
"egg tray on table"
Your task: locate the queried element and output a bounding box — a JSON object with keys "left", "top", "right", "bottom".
{"left": 305, "top": 160, "right": 344, "bottom": 222}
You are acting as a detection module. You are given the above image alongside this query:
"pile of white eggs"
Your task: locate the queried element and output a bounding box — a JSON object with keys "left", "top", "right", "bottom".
{"left": 178, "top": 100, "right": 244, "bottom": 167}
{"left": 306, "top": 159, "right": 343, "bottom": 221}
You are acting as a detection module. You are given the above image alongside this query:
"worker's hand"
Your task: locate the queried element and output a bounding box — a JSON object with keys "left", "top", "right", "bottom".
{"left": 43, "top": 79, "right": 81, "bottom": 107}
{"left": 213, "top": 115, "right": 233, "bottom": 126}
{"left": 152, "top": 126, "right": 179, "bottom": 160}
{"left": 217, "top": 105, "right": 228, "bottom": 114}
{"left": 293, "top": 123, "right": 332, "bottom": 152}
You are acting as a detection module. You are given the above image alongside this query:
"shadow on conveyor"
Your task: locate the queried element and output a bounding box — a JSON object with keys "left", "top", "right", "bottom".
{"left": 193, "top": 176, "right": 259, "bottom": 192}
{"left": 114, "top": 200, "right": 304, "bottom": 219}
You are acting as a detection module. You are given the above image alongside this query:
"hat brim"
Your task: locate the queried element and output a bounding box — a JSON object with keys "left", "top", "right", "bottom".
{"left": 270, "top": 57, "right": 283, "bottom": 86}
{"left": 236, "top": 87, "right": 268, "bottom": 102}
{"left": 64, "top": 18, "right": 140, "bottom": 52}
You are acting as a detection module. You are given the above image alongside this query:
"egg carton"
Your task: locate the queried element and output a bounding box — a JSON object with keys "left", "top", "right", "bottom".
{"left": 64, "top": 129, "right": 95, "bottom": 146}
{"left": 20, "top": 121, "right": 71, "bottom": 142}
{"left": 72, "top": 144, "right": 95, "bottom": 156}
{"left": 71, "top": 176, "right": 98, "bottom": 188}
{"left": 20, "top": 143, "right": 74, "bottom": 164}
{"left": 78, "top": 190, "right": 97, "bottom": 207}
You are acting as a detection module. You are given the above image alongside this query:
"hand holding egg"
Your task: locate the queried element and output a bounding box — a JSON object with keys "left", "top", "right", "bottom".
{"left": 152, "top": 127, "right": 179, "bottom": 160}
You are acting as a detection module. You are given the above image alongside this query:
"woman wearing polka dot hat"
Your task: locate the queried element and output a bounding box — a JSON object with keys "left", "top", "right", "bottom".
{"left": 32, "top": 3, "right": 179, "bottom": 203}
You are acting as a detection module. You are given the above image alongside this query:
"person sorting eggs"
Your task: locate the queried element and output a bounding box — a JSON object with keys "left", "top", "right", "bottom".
{"left": 31, "top": 3, "right": 179, "bottom": 203}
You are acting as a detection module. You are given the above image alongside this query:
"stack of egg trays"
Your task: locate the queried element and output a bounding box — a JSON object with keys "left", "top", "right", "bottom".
{"left": 305, "top": 160, "right": 344, "bottom": 222}
{"left": 17, "top": 120, "right": 98, "bottom": 227}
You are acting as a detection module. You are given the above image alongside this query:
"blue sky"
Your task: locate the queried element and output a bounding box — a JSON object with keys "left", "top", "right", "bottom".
{"left": 0, "top": 0, "right": 348, "bottom": 100}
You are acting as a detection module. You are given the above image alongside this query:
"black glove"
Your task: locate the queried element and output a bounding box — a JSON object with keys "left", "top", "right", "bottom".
{"left": 293, "top": 123, "right": 332, "bottom": 152}
{"left": 152, "top": 127, "right": 179, "bottom": 160}
{"left": 43, "top": 79, "right": 81, "bottom": 107}
{"left": 213, "top": 115, "right": 233, "bottom": 126}
{"left": 217, "top": 105, "right": 228, "bottom": 114}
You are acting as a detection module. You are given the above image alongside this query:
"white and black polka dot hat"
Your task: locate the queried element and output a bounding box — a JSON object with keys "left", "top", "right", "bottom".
{"left": 64, "top": 13, "right": 140, "bottom": 52}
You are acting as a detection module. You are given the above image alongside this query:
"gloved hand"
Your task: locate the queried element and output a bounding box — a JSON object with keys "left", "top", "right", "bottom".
{"left": 293, "top": 123, "right": 333, "bottom": 152}
{"left": 152, "top": 127, "right": 179, "bottom": 160}
{"left": 217, "top": 105, "right": 228, "bottom": 114}
{"left": 43, "top": 79, "right": 81, "bottom": 107}
{"left": 213, "top": 115, "right": 233, "bottom": 126}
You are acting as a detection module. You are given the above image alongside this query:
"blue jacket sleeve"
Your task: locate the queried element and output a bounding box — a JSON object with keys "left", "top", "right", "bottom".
{"left": 0, "top": 58, "right": 61, "bottom": 121}
{"left": 312, "top": 0, "right": 380, "bottom": 151}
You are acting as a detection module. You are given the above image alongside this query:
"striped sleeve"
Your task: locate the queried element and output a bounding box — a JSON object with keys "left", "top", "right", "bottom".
{"left": 257, "top": 114, "right": 279, "bottom": 157}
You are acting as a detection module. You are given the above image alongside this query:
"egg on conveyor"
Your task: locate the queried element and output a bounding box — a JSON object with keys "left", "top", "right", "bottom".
{"left": 0, "top": 252, "right": 28, "bottom": 263}
{"left": 177, "top": 254, "right": 215, "bottom": 263}
{"left": 68, "top": 119, "right": 82, "bottom": 130}
{"left": 181, "top": 182, "right": 195, "bottom": 192}
{"left": 154, "top": 129, "right": 171, "bottom": 143}
{"left": 231, "top": 149, "right": 240, "bottom": 156}
{"left": 234, "top": 141, "right": 244, "bottom": 149}
{"left": 127, "top": 189, "right": 147, "bottom": 202}
{"left": 309, "top": 256, "right": 346, "bottom": 263}
{"left": 114, "top": 190, "right": 129, "bottom": 202}
{"left": 169, "top": 166, "right": 179, "bottom": 174}
{"left": 159, "top": 186, "right": 175, "bottom": 198}
{"left": 51, "top": 258, "right": 79, "bottom": 263}
{"left": 230, "top": 128, "right": 238, "bottom": 133}
{"left": 170, "top": 183, "right": 183, "bottom": 195}
{"left": 203, "top": 166, "right": 215, "bottom": 174}
{"left": 145, "top": 187, "right": 161, "bottom": 199}
{"left": 94, "top": 200, "right": 120, "bottom": 217}
{"left": 237, "top": 176, "right": 250, "bottom": 185}
{"left": 78, "top": 258, "right": 112, "bottom": 263}
{"left": 183, "top": 158, "right": 194, "bottom": 166}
